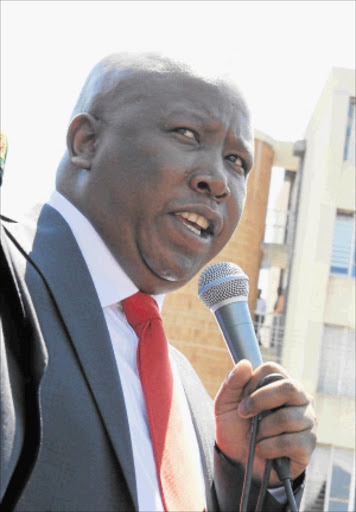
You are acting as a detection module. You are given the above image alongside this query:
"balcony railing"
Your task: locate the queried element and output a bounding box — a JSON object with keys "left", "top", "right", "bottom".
{"left": 263, "top": 209, "right": 295, "bottom": 246}
{"left": 253, "top": 313, "right": 285, "bottom": 364}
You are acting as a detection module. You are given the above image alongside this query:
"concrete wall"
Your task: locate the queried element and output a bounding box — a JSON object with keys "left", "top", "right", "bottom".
{"left": 282, "top": 68, "right": 355, "bottom": 450}
{"left": 324, "top": 276, "right": 355, "bottom": 329}
{"left": 315, "top": 394, "right": 355, "bottom": 450}
{"left": 337, "top": 161, "right": 355, "bottom": 211}
{"left": 282, "top": 69, "right": 354, "bottom": 386}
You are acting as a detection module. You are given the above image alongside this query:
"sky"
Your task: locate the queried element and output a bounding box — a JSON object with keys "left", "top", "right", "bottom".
{"left": 1, "top": 0, "right": 355, "bottom": 216}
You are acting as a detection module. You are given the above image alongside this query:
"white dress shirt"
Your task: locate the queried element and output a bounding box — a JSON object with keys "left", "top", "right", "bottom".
{"left": 48, "top": 191, "right": 205, "bottom": 511}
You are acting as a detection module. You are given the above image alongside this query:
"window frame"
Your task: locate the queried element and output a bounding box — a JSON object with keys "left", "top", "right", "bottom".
{"left": 330, "top": 211, "right": 356, "bottom": 278}
{"left": 317, "top": 325, "right": 355, "bottom": 398}
{"left": 343, "top": 97, "right": 355, "bottom": 163}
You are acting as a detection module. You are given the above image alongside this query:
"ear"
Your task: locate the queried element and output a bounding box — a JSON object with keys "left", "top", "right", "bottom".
{"left": 67, "top": 114, "right": 100, "bottom": 169}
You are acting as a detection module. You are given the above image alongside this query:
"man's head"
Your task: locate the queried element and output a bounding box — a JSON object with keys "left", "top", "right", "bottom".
{"left": 56, "top": 53, "right": 254, "bottom": 294}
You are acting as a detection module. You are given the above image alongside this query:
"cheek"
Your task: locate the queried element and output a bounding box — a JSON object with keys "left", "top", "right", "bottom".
{"left": 227, "top": 184, "right": 247, "bottom": 229}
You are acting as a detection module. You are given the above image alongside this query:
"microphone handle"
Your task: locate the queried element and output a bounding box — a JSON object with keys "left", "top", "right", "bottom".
{"left": 214, "top": 301, "right": 263, "bottom": 368}
{"left": 215, "top": 303, "right": 292, "bottom": 485}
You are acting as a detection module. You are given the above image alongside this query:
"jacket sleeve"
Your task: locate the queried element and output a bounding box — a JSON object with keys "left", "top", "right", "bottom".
{"left": 0, "top": 222, "right": 47, "bottom": 509}
{"left": 1, "top": 222, "right": 27, "bottom": 500}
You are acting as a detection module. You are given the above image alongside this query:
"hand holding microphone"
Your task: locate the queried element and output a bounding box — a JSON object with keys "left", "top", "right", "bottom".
{"left": 198, "top": 262, "right": 317, "bottom": 498}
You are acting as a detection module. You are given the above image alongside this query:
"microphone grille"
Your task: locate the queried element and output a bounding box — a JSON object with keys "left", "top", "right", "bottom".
{"left": 198, "top": 262, "right": 249, "bottom": 310}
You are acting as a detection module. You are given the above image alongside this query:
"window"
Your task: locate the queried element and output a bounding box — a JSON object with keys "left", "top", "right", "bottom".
{"left": 301, "top": 445, "right": 329, "bottom": 511}
{"left": 328, "top": 448, "right": 355, "bottom": 512}
{"left": 301, "top": 446, "right": 356, "bottom": 512}
{"left": 343, "top": 98, "right": 355, "bottom": 164}
{"left": 330, "top": 212, "right": 356, "bottom": 278}
{"left": 318, "top": 325, "right": 355, "bottom": 397}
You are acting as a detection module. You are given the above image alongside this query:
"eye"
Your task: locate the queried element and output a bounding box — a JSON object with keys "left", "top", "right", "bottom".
{"left": 226, "top": 154, "right": 246, "bottom": 175}
{"left": 174, "top": 127, "right": 200, "bottom": 143}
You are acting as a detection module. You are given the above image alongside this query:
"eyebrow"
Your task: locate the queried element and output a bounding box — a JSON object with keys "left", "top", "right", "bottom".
{"left": 225, "top": 129, "right": 254, "bottom": 164}
{"left": 161, "top": 106, "right": 212, "bottom": 125}
{"left": 236, "top": 140, "right": 254, "bottom": 171}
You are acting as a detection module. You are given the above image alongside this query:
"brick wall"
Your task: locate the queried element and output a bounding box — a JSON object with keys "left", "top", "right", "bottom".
{"left": 162, "top": 138, "right": 274, "bottom": 397}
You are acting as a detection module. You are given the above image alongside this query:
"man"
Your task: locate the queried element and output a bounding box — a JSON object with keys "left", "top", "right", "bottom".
{"left": 271, "top": 287, "right": 285, "bottom": 348}
{"left": 1, "top": 53, "right": 317, "bottom": 511}
{"left": 254, "top": 288, "right": 267, "bottom": 345}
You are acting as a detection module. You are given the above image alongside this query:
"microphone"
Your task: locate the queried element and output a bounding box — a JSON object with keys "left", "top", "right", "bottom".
{"left": 198, "top": 261, "right": 293, "bottom": 492}
{"left": 198, "top": 261, "right": 262, "bottom": 368}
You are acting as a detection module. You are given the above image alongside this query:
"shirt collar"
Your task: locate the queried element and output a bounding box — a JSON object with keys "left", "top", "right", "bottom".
{"left": 48, "top": 191, "right": 165, "bottom": 311}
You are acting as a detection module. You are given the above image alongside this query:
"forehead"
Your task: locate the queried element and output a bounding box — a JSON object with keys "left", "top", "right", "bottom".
{"left": 102, "top": 71, "right": 253, "bottom": 141}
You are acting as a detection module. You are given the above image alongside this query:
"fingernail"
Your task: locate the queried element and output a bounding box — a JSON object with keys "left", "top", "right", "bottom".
{"left": 226, "top": 368, "right": 235, "bottom": 380}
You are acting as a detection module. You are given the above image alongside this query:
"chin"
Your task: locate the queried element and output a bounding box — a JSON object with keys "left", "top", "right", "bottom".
{"left": 138, "top": 264, "right": 191, "bottom": 295}
{"left": 148, "top": 254, "right": 200, "bottom": 282}
{"left": 137, "top": 275, "right": 184, "bottom": 296}
{"left": 138, "top": 249, "right": 202, "bottom": 293}
{"left": 152, "top": 265, "right": 202, "bottom": 295}
{"left": 155, "top": 268, "right": 180, "bottom": 282}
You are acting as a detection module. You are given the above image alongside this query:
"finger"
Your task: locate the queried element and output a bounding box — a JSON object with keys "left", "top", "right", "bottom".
{"left": 256, "top": 429, "right": 317, "bottom": 473}
{"left": 242, "top": 362, "right": 291, "bottom": 398}
{"left": 215, "top": 359, "right": 253, "bottom": 415}
{"left": 238, "top": 378, "right": 310, "bottom": 418}
{"left": 257, "top": 405, "right": 315, "bottom": 440}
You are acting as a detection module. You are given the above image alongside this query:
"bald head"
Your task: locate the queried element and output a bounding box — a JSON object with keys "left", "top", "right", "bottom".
{"left": 56, "top": 52, "right": 250, "bottom": 189}
{"left": 70, "top": 53, "right": 198, "bottom": 120}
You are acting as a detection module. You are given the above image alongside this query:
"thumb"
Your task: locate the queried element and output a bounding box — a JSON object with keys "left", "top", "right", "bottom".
{"left": 215, "top": 359, "right": 253, "bottom": 415}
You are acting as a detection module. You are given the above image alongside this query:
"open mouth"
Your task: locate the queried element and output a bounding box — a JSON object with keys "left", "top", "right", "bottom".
{"left": 175, "top": 212, "right": 213, "bottom": 238}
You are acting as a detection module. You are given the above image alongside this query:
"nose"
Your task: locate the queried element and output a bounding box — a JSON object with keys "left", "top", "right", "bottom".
{"left": 189, "top": 166, "right": 231, "bottom": 203}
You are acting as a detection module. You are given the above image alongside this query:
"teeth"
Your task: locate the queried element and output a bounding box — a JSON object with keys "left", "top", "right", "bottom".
{"left": 179, "top": 212, "right": 209, "bottom": 230}
{"left": 185, "top": 224, "right": 201, "bottom": 236}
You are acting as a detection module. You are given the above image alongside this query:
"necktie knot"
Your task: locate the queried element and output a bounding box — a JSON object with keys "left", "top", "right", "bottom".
{"left": 122, "top": 291, "right": 161, "bottom": 332}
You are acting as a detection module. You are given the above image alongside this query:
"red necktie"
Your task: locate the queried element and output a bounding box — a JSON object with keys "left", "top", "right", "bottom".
{"left": 121, "top": 292, "right": 205, "bottom": 512}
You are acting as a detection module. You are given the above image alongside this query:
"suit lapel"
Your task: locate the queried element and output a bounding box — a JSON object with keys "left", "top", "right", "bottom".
{"left": 6, "top": 204, "right": 138, "bottom": 509}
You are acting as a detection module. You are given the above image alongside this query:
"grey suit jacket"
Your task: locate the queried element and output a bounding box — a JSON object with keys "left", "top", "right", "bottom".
{"left": 1, "top": 204, "right": 297, "bottom": 511}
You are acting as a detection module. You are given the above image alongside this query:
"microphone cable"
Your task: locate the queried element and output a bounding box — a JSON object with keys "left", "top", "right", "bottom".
{"left": 239, "top": 374, "right": 299, "bottom": 512}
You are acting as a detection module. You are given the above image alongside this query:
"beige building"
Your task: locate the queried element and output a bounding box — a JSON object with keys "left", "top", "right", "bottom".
{"left": 281, "top": 68, "right": 356, "bottom": 512}
{"left": 251, "top": 68, "right": 355, "bottom": 511}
